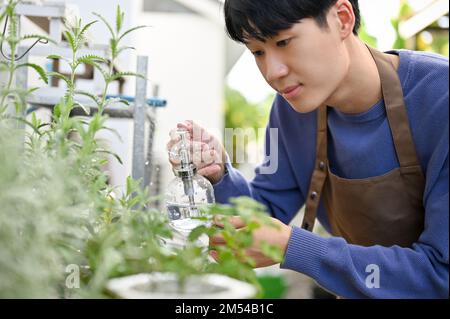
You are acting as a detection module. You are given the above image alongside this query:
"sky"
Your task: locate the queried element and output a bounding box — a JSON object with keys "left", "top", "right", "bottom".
{"left": 226, "top": 0, "right": 434, "bottom": 104}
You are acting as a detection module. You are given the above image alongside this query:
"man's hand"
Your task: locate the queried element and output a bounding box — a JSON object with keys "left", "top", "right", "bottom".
{"left": 209, "top": 216, "right": 293, "bottom": 268}
{"left": 166, "top": 121, "right": 226, "bottom": 185}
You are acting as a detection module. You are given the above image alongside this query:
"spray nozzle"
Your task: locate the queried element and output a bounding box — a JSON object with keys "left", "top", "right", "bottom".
{"left": 178, "top": 130, "right": 191, "bottom": 169}
{"left": 170, "top": 129, "right": 196, "bottom": 178}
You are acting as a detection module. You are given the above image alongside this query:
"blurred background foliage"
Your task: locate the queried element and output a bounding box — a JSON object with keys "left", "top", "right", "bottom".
{"left": 224, "top": 87, "right": 272, "bottom": 169}
{"left": 392, "top": 1, "right": 449, "bottom": 56}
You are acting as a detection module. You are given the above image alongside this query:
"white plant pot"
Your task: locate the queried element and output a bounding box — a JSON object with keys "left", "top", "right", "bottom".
{"left": 106, "top": 272, "right": 256, "bottom": 299}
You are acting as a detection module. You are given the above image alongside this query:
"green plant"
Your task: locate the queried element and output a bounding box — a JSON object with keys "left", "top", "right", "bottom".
{"left": 0, "top": 3, "right": 281, "bottom": 299}
{"left": 0, "top": 0, "right": 54, "bottom": 115}
{"left": 189, "top": 197, "right": 284, "bottom": 297}
{"left": 92, "top": 5, "right": 147, "bottom": 110}
{"left": 0, "top": 120, "right": 92, "bottom": 298}
{"left": 0, "top": 3, "right": 162, "bottom": 298}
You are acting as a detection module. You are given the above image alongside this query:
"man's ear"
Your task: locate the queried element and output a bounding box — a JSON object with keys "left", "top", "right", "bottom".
{"left": 335, "top": 0, "right": 356, "bottom": 39}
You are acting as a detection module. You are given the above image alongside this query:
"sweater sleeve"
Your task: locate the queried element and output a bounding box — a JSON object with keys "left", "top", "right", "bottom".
{"left": 281, "top": 128, "right": 449, "bottom": 298}
{"left": 213, "top": 103, "right": 305, "bottom": 225}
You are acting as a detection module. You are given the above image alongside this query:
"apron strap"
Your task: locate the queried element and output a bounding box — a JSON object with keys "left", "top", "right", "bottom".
{"left": 301, "top": 105, "right": 328, "bottom": 231}
{"left": 301, "top": 46, "right": 424, "bottom": 232}
{"left": 367, "top": 46, "right": 423, "bottom": 170}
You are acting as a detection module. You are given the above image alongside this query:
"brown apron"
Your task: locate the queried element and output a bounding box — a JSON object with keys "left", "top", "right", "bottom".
{"left": 301, "top": 46, "right": 425, "bottom": 248}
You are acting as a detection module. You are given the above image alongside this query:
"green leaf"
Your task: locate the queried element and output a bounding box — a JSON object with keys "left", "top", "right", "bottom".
{"left": 100, "top": 126, "right": 123, "bottom": 142}
{"left": 116, "top": 5, "right": 124, "bottom": 34}
{"left": 78, "top": 54, "right": 108, "bottom": 64}
{"left": 235, "top": 231, "right": 253, "bottom": 248}
{"left": 105, "top": 97, "right": 129, "bottom": 107}
{"left": 31, "top": 112, "right": 41, "bottom": 129}
{"left": 231, "top": 197, "right": 261, "bottom": 209}
{"left": 79, "top": 20, "right": 97, "bottom": 42}
{"left": 9, "top": 115, "right": 42, "bottom": 135}
{"left": 92, "top": 12, "right": 115, "bottom": 38}
{"left": 126, "top": 176, "right": 133, "bottom": 196}
{"left": 110, "top": 38, "right": 118, "bottom": 59}
{"left": 20, "top": 34, "right": 56, "bottom": 44}
{"left": 74, "top": 54, "right": 108, "bottom": 69}
{"left": 74, "top": 90, "right": 101, "bottom": 107}
{"left": 27, "top": 87, "right": 40, "bottom": 95}
{"left": 119, "top": 25, "right": 148, "bottom": 42}
{"left": 88, "top": 113, "right": 105, "bottom": 132}
{"left": 73, "top": 101, "right": 90, "bottom": 115}
{"left": 64, "top": 30, "right": 76, "bottom": 51}
{"left": 246, "top": 220, "right": 260, "bottom": 232}
{"left": 15, "top": 63, "right": 48, "bottom": 84}
{"left": 117, "top": 46, "right": 136, "bottom": 55}
{"left": 47, "top": 54, "right": 63, "bottom": 59}
{"left": 188, "top": 225, "right": 208, "bottom": 242}
{"left": 53, "top": 97, "right": 66, "bottom": 118}
{"left": 48, "top": 72, "right": 72, "bottom": 88}
{"left": 108, "top": 71, "right": 145, "bottom": 82}
{"left": 88, "top": 62, "right": 109, "bottom": 81}
{"left": 13, "top": 96, "right": 22, "bottom": 114}
{"left": 3, "top": 88, "right": 37, "bottom": 101}
{"left": 47, "top": 54, "right": 71, "bottom": 65}
{"left": 96, "top": 149, "right": 123, "bottom": 164}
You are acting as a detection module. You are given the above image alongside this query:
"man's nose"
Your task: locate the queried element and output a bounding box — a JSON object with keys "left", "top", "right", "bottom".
{"left": 265, "top": 56, "right": 289, "bottom": 83}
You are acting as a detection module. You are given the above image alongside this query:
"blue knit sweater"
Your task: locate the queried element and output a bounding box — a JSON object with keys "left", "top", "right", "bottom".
{"left": 213, "top": 50, "right": 449, "bottom": 298}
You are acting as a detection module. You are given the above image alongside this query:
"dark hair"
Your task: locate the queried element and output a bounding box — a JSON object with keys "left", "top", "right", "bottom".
{"left": 224, "top": 0, "right": 360, "bottom": 43}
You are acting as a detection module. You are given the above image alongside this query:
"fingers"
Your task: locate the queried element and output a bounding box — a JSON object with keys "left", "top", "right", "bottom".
{"left": 197, "top": 164, "right": 222, "bottom": 177}
{"left": 209, "top": 216, "right": 246, "bottom": 248}
{"left": 168, "top": 121, "right": 224, "bottom": 157}
{"left": 177, "top": 120, "right": 193, "bottom": 134}
{"left": 208, "top": 248, "right": 253, "bottom": 266}
{"left": 176, "top": 121, "right": 214, "bottom": 144}
{"left": 192, "top": 146, "right": 211, "bottom": 165}
{"left": 167, "top": 121, "right": 226, "bottom": 181}
{"left": 213, "top": 215, "right": 246, "bottom": 229}
{"left": 167, "top": 140, "right": 204, "bottom": 162}
{"left": 209, "top": 250, "right": 219, "bottom": 261}
{"left": 168, "top": 142, "right": 217, "bottom": 167}
{"left": 210, "top": 233, "right": 226, "bottom": 246}
{"left": 194, "top": 148, "right": 221, "bottom": 169}
{"left": 167, "top": 138, "right": 223, "bottom": 176}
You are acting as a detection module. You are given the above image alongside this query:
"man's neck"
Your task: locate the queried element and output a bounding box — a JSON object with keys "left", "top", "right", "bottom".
{"left": 325, "top": 38, "right": 399, "bottom": 114}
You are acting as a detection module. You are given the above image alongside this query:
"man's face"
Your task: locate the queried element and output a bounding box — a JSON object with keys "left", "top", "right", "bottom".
{"left": 245, "top": 14, "right": 350, "bottom": 113}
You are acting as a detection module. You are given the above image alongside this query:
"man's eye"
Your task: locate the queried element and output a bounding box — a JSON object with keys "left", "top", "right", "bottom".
{"left": 252, "top": 50, "right": 264, "bottom": 57}
{"left": 277, "top": 39, "right": 291, "bottom": 47}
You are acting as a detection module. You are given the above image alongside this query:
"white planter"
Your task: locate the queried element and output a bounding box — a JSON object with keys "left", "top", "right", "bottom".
{"left": 106, "top": 272, "right": 256, "bottom": 299}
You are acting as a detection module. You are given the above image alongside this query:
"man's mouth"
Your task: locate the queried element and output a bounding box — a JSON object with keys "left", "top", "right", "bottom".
{"left": 281, "top": 84, "right": 303, "bottom": 100}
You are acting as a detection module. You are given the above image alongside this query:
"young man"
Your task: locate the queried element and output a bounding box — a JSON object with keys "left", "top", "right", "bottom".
{"left": 167, "top": 0, "right": 448, "bottom": 298}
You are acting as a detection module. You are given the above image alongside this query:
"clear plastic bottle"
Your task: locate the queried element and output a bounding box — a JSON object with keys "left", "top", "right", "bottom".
{"left": 164, "top": 129, "right": 215, "bottom": 250}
